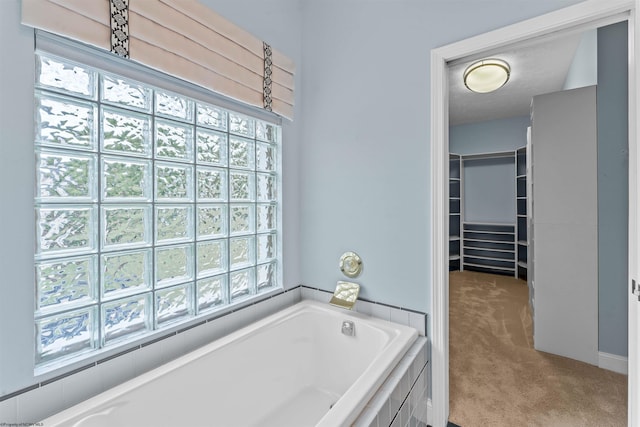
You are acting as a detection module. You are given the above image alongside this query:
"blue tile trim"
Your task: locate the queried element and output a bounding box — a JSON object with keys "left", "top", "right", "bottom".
{"left": 40, "top": 363, "right": 96, "bottom": 386}
{"left": 0, "top": 384, "right": 39, "bottom": 402}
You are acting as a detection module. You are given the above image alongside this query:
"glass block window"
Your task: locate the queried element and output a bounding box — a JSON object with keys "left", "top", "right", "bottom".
{"left": 34, "top": 53, "right": 281, "bottom": 367}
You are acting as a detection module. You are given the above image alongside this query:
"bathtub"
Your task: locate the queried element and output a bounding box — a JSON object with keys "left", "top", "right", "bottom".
{"left": 41, "top": 299, "right": 419, "bottom": 427}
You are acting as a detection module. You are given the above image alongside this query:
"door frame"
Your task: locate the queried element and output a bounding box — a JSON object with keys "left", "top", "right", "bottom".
{"left": 429, "top": 1, "right": 639, "bottom": 426}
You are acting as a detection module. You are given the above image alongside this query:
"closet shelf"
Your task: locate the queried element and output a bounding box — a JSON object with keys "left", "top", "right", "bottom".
{"left": 463, "top": 262, "right": 515, "bottom": 272}
{"left": 463, "top": 246, "right": 515, "bottom": 254}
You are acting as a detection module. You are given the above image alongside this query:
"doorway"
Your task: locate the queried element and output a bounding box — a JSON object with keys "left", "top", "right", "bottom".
{"left": 429, "top": 2, "right": 640, "bottom": 427}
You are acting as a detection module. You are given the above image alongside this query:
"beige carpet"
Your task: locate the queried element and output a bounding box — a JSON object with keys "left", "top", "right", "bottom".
{"left": 449, "top": 270, "right": 627, "bottom": 427}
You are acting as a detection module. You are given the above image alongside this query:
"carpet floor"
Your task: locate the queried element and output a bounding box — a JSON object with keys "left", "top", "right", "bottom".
{"left": 448, "top": 270, "right": 627, "bottom": 427}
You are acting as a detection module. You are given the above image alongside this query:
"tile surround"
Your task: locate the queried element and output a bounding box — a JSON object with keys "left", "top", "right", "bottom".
{"left": 0, "top": 396, "right": 17, "bottom": 423}
{"left": 0, "top": 287, "right": 301, "bottom": 423}
{"left": 16, "top": 377, "right": 63, "bottom": 424}
{"left": 1, "top": 285, "right": 429, "bottom": 426}
{"left": 353, "top": 337, "right": 429, "bottom": 427}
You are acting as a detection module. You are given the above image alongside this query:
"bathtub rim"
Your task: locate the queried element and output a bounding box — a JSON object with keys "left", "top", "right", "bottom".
{"left": 317, "top": 304, "right": 419, "bottom": 426}
{"left": 41, "top": 299, "right": 418, "bottom": 427}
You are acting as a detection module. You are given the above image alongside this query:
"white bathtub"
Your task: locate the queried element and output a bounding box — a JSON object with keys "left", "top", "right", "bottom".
{"left": 41, "top": 299, "right": 418, "bottom": 427}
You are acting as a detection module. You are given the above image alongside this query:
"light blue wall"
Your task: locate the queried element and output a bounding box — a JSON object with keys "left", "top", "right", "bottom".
{"left": 450, "top": 117, "right": 527, "bottom": 225}
{"left": 0, "top": 0, "right": 590, "bottom": 397}
{"left": 597, "top": 21, "right": 628, "bottom": 358}
{"left": 463, "top": 157, "right": 516, "bottom": 224}
{"left": 297, "top": 1, "right": 582, "bottom": 311}
{"left": 0, "top": 0, "right": 39, "bottom": 396}
{"left": 450, "top": 116, "right": 530, "bottom": 155}
{"left": 563, "top": 29, "right": 597, "bottom": 90}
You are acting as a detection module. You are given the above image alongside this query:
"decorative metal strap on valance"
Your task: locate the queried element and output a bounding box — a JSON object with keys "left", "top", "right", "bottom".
{"left": 263, "top": 42, "right": 273, "bottom": 112}
{"left": 109, "top": 0, "right": 129, "bottom": 58}
{"left": 22, "top": 0, "right": 295, "bottom": 119}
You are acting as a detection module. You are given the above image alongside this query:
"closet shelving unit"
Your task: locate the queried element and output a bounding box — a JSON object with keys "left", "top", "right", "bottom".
{"left": 449, "top": 154, "right": 462, "bottom": 271}
{"left": 462, "top": 222, "right": 516, "bottom": 275}
{"left": 448, "top": 148, "right": 528, "bottom": 278}
{"left": 516, "top": 146, "right": 528, "bottom": 280}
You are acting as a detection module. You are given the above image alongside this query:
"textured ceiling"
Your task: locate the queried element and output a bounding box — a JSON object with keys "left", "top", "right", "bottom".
{"left": 448, "top": 33, "right": 583, "bottom": 126}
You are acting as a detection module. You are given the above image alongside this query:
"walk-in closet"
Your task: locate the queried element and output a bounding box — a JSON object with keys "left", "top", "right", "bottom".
{"left": 446, "top": 21, "right": 629, "bottom": 426}
{"left": 448, "top": 149, "right": 528, "bottom": 280}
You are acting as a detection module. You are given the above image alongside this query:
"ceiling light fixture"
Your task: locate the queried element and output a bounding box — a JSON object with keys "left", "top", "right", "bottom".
{"left": 463, "top": 58, "right": 510, "bottom": 93}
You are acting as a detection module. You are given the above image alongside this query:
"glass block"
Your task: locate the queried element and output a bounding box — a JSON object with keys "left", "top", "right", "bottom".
{"left": 36, "top": 307, "right": 96, "bottom": 364}
{"left": 102, "top": 249, "right": 151, "bottom": 299}
{"left": 102, "top": 206, "right": 150, "bottom": 248}
{"left": 257, "top": 204, "right": 276, "bottom": 232}
{"left": 196, "top": 102, "right": 227, "bottom": 131}
{"left": 197, "top": 275, "right": 227, "bottom": 313}
{"left": 197, "top": 240, "right": 226, "bottom": 278}
{"left": 156, "top": 205, "right": 192, "bottom": 243}
{"left": 230, "top": 268, "right": 255, "bottom": 302}
{"left": 257, "top": 173, "right": 277, "bottom": 202}
{"left": 155, "top": 164, "right": 193, "bottom": 201}
{"left": 36, "top": 256, "right": 96, "bottom": 311}
{"left": 101, "top": 74, "right": 151, "bottom": 112}
{"left": 36, "top": 206, "right": 96, "bottom": 256}
{"left": 102, "top": 294, "right": 149, "bottom": 345}
{"left": 36, "top": 150, "right": 96, "bottom": 201}
{"left": 197, "top": 167, "right": 226, "bottom": 201}
{"left": 229, "top": 112, "right": 255, "bottom": 138}
{"left": 230, "top": 236, "right": 254, "bottom": 270}
{"left": 196, "top": 129, "right": 227, "bottom": 166}
{"left": 102, "top": 108, "right": 151, "bottom": 157}
{"left": 256, "top": 142, "right": 276, "bottom": 172}
{"left": 36, "top": 54, "right": 96, "bottom": 99}
{"left": 197, "top": 205, "right": 226, "bottom": 239}
{"left": 103, "top": 158, "right": 152, "bottom": 201}
{"left": 155, "top": 119, "right": 194, "bottom": 161}
{"left": 36, "top": 94, "right": 97, "bottom": 149}
{"left": 256, "top": 120, "right": 278, "bottom": 143}
{"left": 257, "top": 233, "right": 277, "bottom": 262}
{"left": 156, "top": 283, "right": 192, "bottom": 326}
{"left": 230, "top": 171, "right": 254, "bottom": 201}
{"left": 156, "top": 244, "right": 193, "bottom": 288}
{"left": 155, "top": 90, "right": 193, "bottom": 121}
{"left": 229, "top": 136, "right": 255, "bottom": 170}
{"left": 230, "top": 204, "right": 255, "bottom": 235}
{"left": 257, "top": 262, "right": 277, "bottom": 291}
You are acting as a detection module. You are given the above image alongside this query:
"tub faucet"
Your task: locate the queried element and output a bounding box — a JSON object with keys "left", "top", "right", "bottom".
{"left": 329, "top": 281, "right": 360, "bottom": 310}
{"left": 341, "top": 320, "right": 355, "bottom": 336}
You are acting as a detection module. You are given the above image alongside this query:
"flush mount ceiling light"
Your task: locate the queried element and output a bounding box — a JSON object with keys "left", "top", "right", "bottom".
{"left": 463, "top": 58, "right": 511, "bottom": 93}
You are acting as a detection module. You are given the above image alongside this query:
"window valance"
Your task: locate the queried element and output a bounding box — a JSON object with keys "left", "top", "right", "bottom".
{"left": 22, "top": 0, "right": 295, "bottom": 119}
